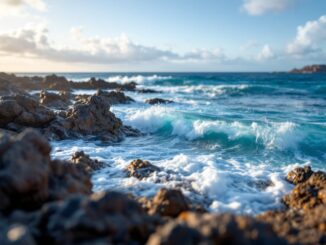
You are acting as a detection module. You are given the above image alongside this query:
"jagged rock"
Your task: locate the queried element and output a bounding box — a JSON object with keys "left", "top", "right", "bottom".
{"left": 147, "top": 212, "right": 288, "bottom": 245}
{"left": 145, "top": 98, "right": 173, "bottom": 105}
{"left": 0, "top": 95, "right": 55, "bottom": 129}
{"left": 0, "top": 129, "right": 92, "bottom": 212}
{"left": 42, "top": 75, "right": 71, "bottom": 91}
{"left": 71, "top": 77, "right": 137, "bottom": 91}
{"left": 286, "top": 166, "right": 313, "bottom": 185}
{"left": 125, "top": 159, "right": 160, "bottom": 179}
{"left": 149, "top": 188, "right": 189, "bottom": 217}
{"left": 0, "top": 78, "right": 27, "bottom": 96}
{"left": 71, "top": 151, "right": 105, "bottom": 173}
{"left": 39, "top": 90, "right": 71, "bottom": 110}
{"left": 31, "top": 191, "right": 160, "bottom": 245}
{"left": 283, "top": 171, "right": 326, "bottom": 210}
{"left": 290, "top": 64, "right": 326, "bottom": 74}
{"left": 96, "top": 89, "right": 134, "bottom": 104}
{"left": 258, "top": 205, "right": 326, "bottom": 245}
{"left": 137, "top": 88, "right": 160, "bottom": 93}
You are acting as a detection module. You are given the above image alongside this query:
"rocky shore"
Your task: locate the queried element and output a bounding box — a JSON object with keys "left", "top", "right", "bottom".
{"left": 0, "top": 72, "right": 325, "bottom": 244}
{"left": 290, "top": 64, "right": 326, "bottom": 74}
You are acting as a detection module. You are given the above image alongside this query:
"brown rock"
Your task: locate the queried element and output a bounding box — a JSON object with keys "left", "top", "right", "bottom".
{"left": 39, "top": 90, "right": 71, "bottom": 109}
{"left": 147, "top": 212, "right": 288, "bottom": 245}
{"left": 33, "top": 191, "right": 159, "bottom": 245}
{"left": 286, "top": 166, "right": 313, "bottom": 185}
{"left": 0, "top": 95, "right": 55, "bottom": 128}
{"left": 71, "top": 151, "right": 105, "bottom": 173}
{"left": 126, "top": 159, "right": 160, "bottom": 179}
{"left": 145, "top": 98, "right": 173, "bottom": 105}
{"left": 42, "top": 75, "right": 71, "bottom": 91}
{"left": 149, "top": 188, "right": 189, "bottom": 217}
{"left": 0, "top": 129, "right": 92, "bottom": 212}
{"left": 283, "top": 171, "right": 326, "bottom": 210}
{"left": 96, "top": 89, "right": 134, "bottom": 104}
{"left": 258, "top": 205, "right": 326, "bottom": 245}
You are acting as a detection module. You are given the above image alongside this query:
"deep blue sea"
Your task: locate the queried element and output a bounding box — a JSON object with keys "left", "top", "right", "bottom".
{"left": 23, "top": 72, "right": 326, "bottom": 214}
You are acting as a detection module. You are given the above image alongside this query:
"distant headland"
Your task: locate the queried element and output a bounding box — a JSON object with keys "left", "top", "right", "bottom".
{"left": 290, "top": 64, "right": 326, "bottom": 74}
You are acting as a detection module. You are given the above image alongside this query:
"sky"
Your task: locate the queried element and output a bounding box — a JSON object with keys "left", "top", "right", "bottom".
{"left": 0, "top": 0, "right": 325, "bottom": 72}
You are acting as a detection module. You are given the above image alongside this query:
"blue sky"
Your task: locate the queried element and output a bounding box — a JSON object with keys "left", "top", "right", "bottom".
{"left": 0, "top": 0, "right": 325, "bottom": 72}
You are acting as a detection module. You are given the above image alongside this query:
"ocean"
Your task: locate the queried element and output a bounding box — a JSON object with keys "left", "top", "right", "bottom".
{"left": 25, "top": 72, "right": 326, "bottom": 215}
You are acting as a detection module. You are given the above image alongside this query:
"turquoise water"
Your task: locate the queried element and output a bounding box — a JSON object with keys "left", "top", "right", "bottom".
{"left": 40, "top": 72, "right": 326, "bottom": 214}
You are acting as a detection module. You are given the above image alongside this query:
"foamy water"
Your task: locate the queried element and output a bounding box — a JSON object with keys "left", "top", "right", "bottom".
{"left": 41, "top": 72, "right": 326, "bottom": 215}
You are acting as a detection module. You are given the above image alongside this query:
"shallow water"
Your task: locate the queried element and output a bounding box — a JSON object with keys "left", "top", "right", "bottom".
{"left": 24, "top": 72, "right": 326, "bottom": 215}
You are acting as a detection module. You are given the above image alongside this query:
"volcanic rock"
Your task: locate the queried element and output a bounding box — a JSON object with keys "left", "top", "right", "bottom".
{"left": 149, "top": 188, "right": 190, "bottom": 217}
{"left": 0, "top": 95, "right": 55, "bottom": 129}
{"left": 145, "top": 98, "right": 173, "bottom": 105}
{"left": 125, "top": 159, "right": 160, "bottom": 179}
{"left": 147, "top": 212, "right": 288, "bottom": 245}
{"left": 286, "top": 165, "right": 313, "bottom": 185}
{"left": 71, "top": 151, "right": 105, "bottom": 173}
{"left": 39, "top": 90, "right": 71, "bottom": 110}
{"left": 0, "top": 129, "right": 92, "bottom": 212}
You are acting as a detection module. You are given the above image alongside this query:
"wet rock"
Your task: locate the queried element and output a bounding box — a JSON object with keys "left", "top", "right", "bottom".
{"left": 0, "top": 95, "right": 55, "bottom": 129}
{"left": 0, "top": 78, "right": 27, "bottom": 96}
{"left": 258, "top": 205, "right": 326, "bottom": 245}
{"left": 149, "top": 188, "right": 189, "bottom": 217}
{"left": 71, "top": 151, "right": 105, "bottom": 173}
{"left": 137, "top": 88, "right": 160, "bottom": 93}
{"left": 96, "top": 89, "right": 134, "bottom": 104}
{"left": 39, "top": 90, "right": 71, "bottom": 110}
{"left": 42, "top": 75, "right": 71, "bottom": 91}
{"left": 286, "top": 166, "right": 313, "bottom": 185}
{"left": 71, "top": 77, "right": 137, "bottom": 91}
{"left": 283, "top": 171, "right": 326, "bottom": 210}
{"left": 125, "top": 159, "right": 160, "bottom": 179}
{"left": 0, "top": 129, "right": 92, "bottom": 212}
{"left": 147, "top": 212, "right": 288, "bottom": 245}
{"left": 33, "top": 191, "right": 159, "bottom": 245}
{"left": 46, "top": 94, "right": 140, "bottom": 141}
{"left": 145, "top": 98, "right": 173, "bottom": 105}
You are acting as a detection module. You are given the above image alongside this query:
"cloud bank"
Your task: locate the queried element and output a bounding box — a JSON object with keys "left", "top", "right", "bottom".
{"left": 287, "top": 15, "right": 326, "bottom": 56}
{"left": 0, "top": 25, "right": 226, "bottom": 64}
{"left": 242, "top": 0, "right": 295, "bottom": 15}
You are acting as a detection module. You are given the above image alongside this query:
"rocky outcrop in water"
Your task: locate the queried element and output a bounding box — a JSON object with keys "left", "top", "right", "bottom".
{"left": 71, "top": 151, "right": 105, "bottom": 173}
{"left": 39, "top": 90, "right": 71, "bottom": 110}
{"left": 258, "top": 166, "right": 326, "bottom": 245}
{"left": 0, "top": 129, "right": 92, "bottom": 212}
{"left": 147, "top": 212, "right": 288, "bottom": 245}
{"left": 290, "top": 64, "right": 326, "bottom": 74}
{"left": 0, "top": 95, "right": 55, "bottom": 130}
{"left": 126, "top": 159, "right": 160, "bottom": 179}
{"left": 145, "top": 98, "right": 173, "bottom": 105}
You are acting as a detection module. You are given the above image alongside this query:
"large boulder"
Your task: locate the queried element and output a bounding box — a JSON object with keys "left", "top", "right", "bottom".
{"left": 28, "top": 191, "right": 159, "bottom": 245}
{"left": 149, "top": 188, "right": 190, "bottom": 217}
{"left": 145, "top": 98, "right": 173, "bottom": 105}
{"left": 283, "top": 170, "right": 326, "bottom": 210}
{"left": 70, "top": 151, "right": 105, "bottom": 174}
{"left": 46, "top": 95, "right": 139, "bottom": 140}
{"left": 125, "top": 159, "right": 160, "bottom": 179}
{"left": 39, "top": 90, "right": 71, "bottom": 110}
{"left": 42, "top": 75, "right": 71, "bottom": 91}
{"left": 286, "top": 166, "right": 313, "bottom": 185}
{"left": 147, "top": 212, "right": 288, "bottom": 245}
{"left": 0, "top": 95, "right": 55, "bottom": 129}
{"left": 258, "top": 205, "right": 326, "bottom": 245}
{"left": 0, "top": 129, "right": 92, "bottom": 212}
{"left": 96, "top": 89, "right": 134, "bottom": 104}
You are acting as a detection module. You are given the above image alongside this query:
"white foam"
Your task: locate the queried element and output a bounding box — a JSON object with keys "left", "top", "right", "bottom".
{"left": 106, "top": 75, "right": 172, "bottom": 84}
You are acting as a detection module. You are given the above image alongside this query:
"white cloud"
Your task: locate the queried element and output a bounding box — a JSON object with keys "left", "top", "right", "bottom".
{"left": 287, "top": 15, "right": 326, "bottom": 56}
{"left": 0, "top": 0, "right": 46, "bottom": 17}
{"left": 257, "top": 44, "right": 274, "bottom": 60}
{"left": 0, "top": 25, "right": 226, "bottom": 64}
{"left": 242, "top": 0, "right": 294, "bottom": 16}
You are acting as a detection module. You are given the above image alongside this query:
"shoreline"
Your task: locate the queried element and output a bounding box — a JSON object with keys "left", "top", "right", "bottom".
{"left": 0, "top": 72, "right": 325, "bottom": 244}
